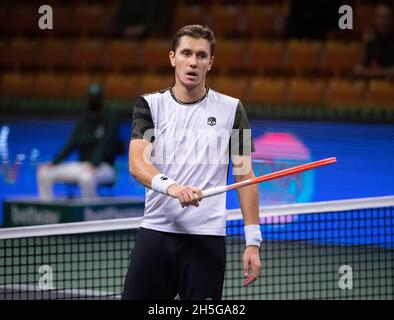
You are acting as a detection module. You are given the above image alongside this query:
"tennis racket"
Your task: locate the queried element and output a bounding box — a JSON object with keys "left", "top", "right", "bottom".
{"left": 201, "top": 157, "right": 337, "bottom": 199}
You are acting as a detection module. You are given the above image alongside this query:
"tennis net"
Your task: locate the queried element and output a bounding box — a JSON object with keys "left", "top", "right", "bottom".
{"left": 1, "top": 196, "right": 393, "bottom": 300}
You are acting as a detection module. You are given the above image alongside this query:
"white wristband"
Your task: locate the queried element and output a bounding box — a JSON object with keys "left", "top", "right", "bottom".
{"left": 151, "top": 173, "right": 176, "bottom": 195}
{"left": 244, "top": 224, "right": 262, "bottom": 247}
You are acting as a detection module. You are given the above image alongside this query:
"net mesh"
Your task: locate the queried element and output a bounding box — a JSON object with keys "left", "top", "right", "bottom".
{"left": 1, "top": 197, "right": 393, "bottom": 300}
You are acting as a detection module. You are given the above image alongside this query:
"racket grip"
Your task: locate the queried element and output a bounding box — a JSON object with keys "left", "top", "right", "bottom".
{"left": 201, "top": 185, "right": 228, "bottom": 198}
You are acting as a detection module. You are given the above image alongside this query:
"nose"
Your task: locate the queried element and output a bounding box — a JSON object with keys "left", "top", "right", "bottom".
{"left": 189, "top": 54, "right": 197, "bottom": 67}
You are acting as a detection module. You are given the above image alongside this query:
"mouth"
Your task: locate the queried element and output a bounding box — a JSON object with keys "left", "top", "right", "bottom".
{"left": 185, "top": 71, "right": 198, "bottom": 79}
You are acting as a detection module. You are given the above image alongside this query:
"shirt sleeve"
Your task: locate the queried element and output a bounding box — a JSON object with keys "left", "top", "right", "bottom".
{"left": 231, "top": 100, "right": 255, "bottom": 156}
{"left": 130, "top": 96, "right": 155, "bottom": 142}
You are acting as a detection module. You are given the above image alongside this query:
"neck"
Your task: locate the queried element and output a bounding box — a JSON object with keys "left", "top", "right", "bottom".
{"left": 172, "top": 81, "right": 207, "bottom": 104}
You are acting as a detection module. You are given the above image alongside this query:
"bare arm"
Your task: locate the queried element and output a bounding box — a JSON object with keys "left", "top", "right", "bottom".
{"left": 129, "top": 139, "right": 159, "bottom": 188}
{"left": 233, "top": 157, "right": 260, "bottom": 226}
{"left": 129, "top": 139, "right": 202, "bottom": 207}
{"left": 232, "top": 154, "right": 261, "bottom": 287}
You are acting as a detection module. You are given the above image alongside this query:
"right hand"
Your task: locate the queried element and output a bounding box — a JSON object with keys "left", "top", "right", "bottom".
{"left": 167, "top": 184, "right": 203, "bottom": 208}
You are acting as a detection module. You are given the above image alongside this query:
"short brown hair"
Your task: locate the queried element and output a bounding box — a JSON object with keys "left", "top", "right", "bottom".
{"left": 171, "top": 24, "right": 216, "bottom": 56}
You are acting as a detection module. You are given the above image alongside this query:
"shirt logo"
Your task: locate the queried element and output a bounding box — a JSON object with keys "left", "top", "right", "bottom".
{"left": 160, "top": 176, "right": 168, "bottom": 180}
{"left": 207, "top": 117, "right": 216, "bottom": 126}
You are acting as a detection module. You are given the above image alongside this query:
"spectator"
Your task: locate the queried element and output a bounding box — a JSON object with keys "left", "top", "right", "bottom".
{"left": 354, "top": 2, "right": 394, "bottom": 79}
{"left": 111, "top": 0, "right": 174, "bottom": 39}
{"left": 37, "top": 84, "right": 122, "bottom": 200}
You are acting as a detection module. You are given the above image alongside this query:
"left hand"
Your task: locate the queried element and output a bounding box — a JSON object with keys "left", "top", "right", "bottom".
{"left": 243, "top": 245, "right": 261, "bottom": 287}
{"left": 167, "top": 184, "right": 202, "bottom": 208}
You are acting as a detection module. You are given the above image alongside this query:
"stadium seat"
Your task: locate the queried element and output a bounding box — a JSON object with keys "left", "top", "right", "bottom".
{"left": 33, "top": 73, "right": 67, "bottom": 98}
{"left": 72, "top": 5, "right": 111, "bottom": 37}
{"left": 287, "top": 78, "right": 326, "bottom": 105}
{"left": 107, "top": 40, "right": 143, "bottom": 72}
{"left": 1, "top": 72, "right": 35, "bottom": 97}
{"left": 247, "top": 77, "right": 287, "bottom": 105}
{"left": 244, "top": 5, "right": 286, "bottom": 38}
{"left": 139, "top": 74, "right": 174, "bottom": 95}
{"left": 321, "top": 41, "right": 362, "bottom": 77}
{"left": 209, "top": 75, "right": 248, "bottom": 99}
{"left": 212, "top": 40, "right": 246, "bottom": 74}
{"left": 142, "top": 39, "right": 173, "bottom": 73}
{"left": 5, "top": 38, "right": 39, "bottom": 71}
{"left": 38, "top": 39, "right": 72, "bottom": 71}
{"left": 69, "top": 39, "right": 107, "bottom": 72}
{"left": 365, "top": 80, "right": 394, "bottom": 109}
{"left": 210, "top": 5, "right": 243, "bottom": 38}
{"left": 285, "top": 40, "right": 323, "bottom": 76}
{"left": 104, "top": 74, "right": 140, "bottom": 100}
{"left": 244, "top": 40, "right": 285, "bottom": 75}
{"left": 326, "top": 78, "right": 367, "bottom": 107}
{"left": 173, "top": 5, "right": 207, "bottom": 31}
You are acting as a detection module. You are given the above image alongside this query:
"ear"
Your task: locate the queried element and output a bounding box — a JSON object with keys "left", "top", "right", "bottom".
{"left": 207, "top": 55, "right": 214, "bottom": 71}
{"left": 169, "top": 51, "right": 176, "bottom": 67}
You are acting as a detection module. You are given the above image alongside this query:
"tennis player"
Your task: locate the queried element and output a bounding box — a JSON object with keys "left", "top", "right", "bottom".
{"left": 122, "top": 25, "right": 261, "bottom": 300}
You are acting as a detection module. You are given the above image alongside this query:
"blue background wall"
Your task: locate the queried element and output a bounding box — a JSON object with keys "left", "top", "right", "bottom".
{"left": 1, "top": 119, "right": 394, "bottom": 225}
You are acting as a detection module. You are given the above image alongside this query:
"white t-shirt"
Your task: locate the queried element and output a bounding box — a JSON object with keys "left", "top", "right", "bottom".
{"left": 131, "top": 87, "right": 254, "bottom": 236}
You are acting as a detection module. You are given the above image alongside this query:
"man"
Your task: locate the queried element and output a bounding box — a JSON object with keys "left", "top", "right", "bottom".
{"left": 122, "top": 25, "right": 261, "bottom": 300}
{"left": 354, "top": 2, "right": 394, "bottom": 78}
{"left": 37, "top": 84, "right": 121, "bottom": 200}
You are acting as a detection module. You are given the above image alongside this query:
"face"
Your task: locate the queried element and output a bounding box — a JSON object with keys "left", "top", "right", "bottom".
{"left": 169, "top": 36, "right": 214, "bottom": 90}
{"left": 375, "top": 5, "right": 392, "bottom": 34}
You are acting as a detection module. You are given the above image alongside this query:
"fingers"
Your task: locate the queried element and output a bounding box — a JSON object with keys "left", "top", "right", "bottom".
{"left": 243, "top": 264, "right": 258, "bottom": 287}
{"left": 243, "top": 252, "right": 261, "bottom": 287}
{"left": 186, "top": 188, "right": 199, "bottom": 207}
{"left": 178, "top": 186, "right": 202, "bottom": 208}
{"left": 243, "top": 259, "right": 254, "bottom": 287}
{"left": 191, "top": 187, "right": 203, "bottom": 201}
{"left": 243, "top": 266, "right": 258, "bottom": 287}
{"left": 243, "top": 258, "right": 249, "bottom": 278}
{"left": 178, "top": 189, "right": 193, "bottom": 208}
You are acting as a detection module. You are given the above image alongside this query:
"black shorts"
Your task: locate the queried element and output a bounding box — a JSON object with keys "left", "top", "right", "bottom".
{"left": 121, "top": 227, "right": 226, "bottom": 300}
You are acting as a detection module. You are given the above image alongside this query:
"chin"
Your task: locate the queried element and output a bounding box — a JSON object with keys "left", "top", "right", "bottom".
{"left": 181, "top": 79, "right": 200, "bottom": 90}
